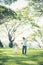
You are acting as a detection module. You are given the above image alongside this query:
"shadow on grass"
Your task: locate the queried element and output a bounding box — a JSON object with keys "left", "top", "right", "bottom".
{"left": 0, "top": 54, "right": 11, "bottom": 65}
{"left": 38, "top": 62, "right": 43, "bottom": 65}
{"left": 0, "top": 54, "right": 37, "bottom": 65}
{"left": 0, "top": 54, "right": 43, "bottom": 65}
{"left": 0, "top": 49, "right": 43, "bottom": 65}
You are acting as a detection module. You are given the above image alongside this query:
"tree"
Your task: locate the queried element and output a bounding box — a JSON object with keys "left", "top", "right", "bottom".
{"left": 0, "top": 40, "right": 3, "bottom": 47}
{"left": 0, "top": 5, "right": 17, "bottom": 24}
{"left": 0, "top": 0, "right": 17, "bottom": 5}
{"left": 5, "top": 20, "right": 21, "bottom": 48}
{"left": 0, "top": 0, "right": 43, "bottom": 48}
{"left": 5, "top": 23, "right": 15, "bottom": 47}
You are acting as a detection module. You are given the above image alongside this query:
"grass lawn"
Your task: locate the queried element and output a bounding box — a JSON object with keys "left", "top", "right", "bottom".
{"left": 0, "top": 48, "right": 43, "bottom": 65}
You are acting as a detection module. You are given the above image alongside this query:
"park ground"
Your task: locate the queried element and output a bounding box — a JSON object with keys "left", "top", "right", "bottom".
{"left": 0, "top": 48, "right": 43, "bottom": 65}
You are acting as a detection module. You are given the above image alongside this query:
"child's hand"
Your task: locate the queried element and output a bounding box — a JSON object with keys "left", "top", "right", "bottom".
{"left": 21, "top": 43, "right": 23, "bottom": 44}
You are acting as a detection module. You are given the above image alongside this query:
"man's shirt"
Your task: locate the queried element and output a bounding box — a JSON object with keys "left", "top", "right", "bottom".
{"left": 23, "top": 39, "right": 27, "bottom": 46}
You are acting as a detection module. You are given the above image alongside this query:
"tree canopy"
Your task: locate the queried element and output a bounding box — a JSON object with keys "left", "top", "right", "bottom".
{"left": 0, "top": 5, "right": 17, "bottom": 24}
{"left": 0, "top": 0, "right": 43, "bottom": 48}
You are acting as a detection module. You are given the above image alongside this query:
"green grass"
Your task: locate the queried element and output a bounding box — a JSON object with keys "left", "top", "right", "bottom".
{"left": 0, "top": 48, "right": 43, "bottom": 65}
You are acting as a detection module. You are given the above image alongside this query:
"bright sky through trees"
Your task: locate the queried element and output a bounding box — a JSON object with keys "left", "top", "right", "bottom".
{"left": 0, "top": 0, "right": 43, "bottom": 48}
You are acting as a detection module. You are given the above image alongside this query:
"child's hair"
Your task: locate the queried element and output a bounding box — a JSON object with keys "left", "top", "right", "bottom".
{"left": 14, "top": 43, "right": 18, "bottom": 46}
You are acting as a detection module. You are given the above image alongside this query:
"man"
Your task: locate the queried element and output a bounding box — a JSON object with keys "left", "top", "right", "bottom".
{"left": 22, "top": 37, "right": 27, "bottom": 54}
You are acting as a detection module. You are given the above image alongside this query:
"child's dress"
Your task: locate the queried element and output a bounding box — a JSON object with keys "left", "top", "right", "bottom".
{"left": 14, "top": 46, "right": 18, "bottom": 54}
